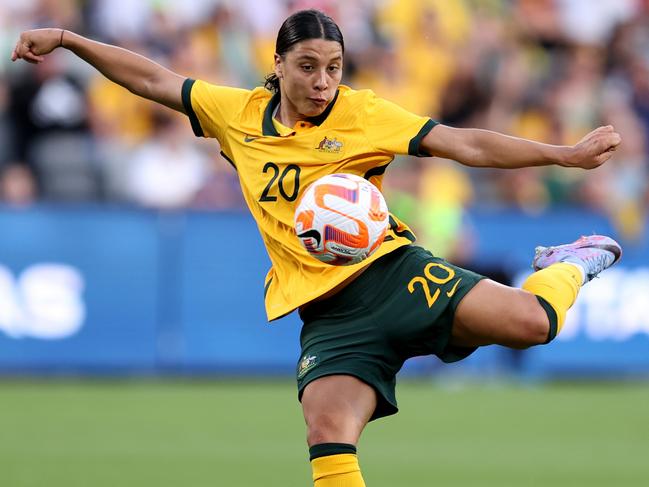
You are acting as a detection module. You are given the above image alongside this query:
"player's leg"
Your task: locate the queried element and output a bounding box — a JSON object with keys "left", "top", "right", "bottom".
{"left": 451, "top": 235, "right": 622, "bottom": 348}
{"left": 302, "top": 375, "right": 376, "bottom": 487}
{"left": 297, "top": 249, "right": 419, "bottom": 486}
{"left": 451, "top": 279, "right": 550, "bottom": 348}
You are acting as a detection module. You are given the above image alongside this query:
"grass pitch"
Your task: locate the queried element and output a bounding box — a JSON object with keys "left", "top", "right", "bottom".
{"left": 1, "top": 379, "right": 647, "bottom": 486}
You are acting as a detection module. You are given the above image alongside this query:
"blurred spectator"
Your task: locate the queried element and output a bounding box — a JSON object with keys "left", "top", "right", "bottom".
{"left": 86, "top": 44, "right": 155, "bottom": 146}
{"left": 415, "top": 159, "right": 474, "bottom": 261}
{"left": 123, "top": 111, "right": 211, "bottom": 209}
{"left": 6, "top": 50, "right": 101, "bottom": 201}
{"left": 0, "top": 164, "right": 37, "bottom": 207}
{"left": 88, "top": 0, "right": 153, "bottom": 42}
{"left": 192, "top": 154, "right": 247, "bottom": 211}
{"left": 556, "top": 0, "right": 637, "bottom": 46}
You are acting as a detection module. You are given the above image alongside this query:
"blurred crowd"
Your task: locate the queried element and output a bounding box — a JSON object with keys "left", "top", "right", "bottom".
{"left": 1, "top": 0, "right": 648, "bottom": 252}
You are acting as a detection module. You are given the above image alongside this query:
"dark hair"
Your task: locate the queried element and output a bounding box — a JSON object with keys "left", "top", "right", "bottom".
{"left": 264, "top": 9, "right": 345, "bottom": 93}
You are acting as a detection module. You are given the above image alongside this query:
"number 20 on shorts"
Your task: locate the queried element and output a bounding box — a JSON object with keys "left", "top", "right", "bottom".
{"left": 407, "top": 262, "right": 456, "bottom": 308}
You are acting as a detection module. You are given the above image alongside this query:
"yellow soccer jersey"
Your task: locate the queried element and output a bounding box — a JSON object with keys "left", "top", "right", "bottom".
{"left": 182, "top": 79, "right": 437, "bottom": 320}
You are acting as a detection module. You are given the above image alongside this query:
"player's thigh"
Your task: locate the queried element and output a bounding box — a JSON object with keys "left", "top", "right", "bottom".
{"left": 301, "top": 374, "right": 377, "bottom": 446}
{"left": 451, "top": 278, "right": 549, "bottom": 348}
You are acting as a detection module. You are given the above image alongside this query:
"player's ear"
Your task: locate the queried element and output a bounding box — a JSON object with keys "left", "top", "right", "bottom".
{"left": 274, "top": 53, "right": 283, "bottom": 80}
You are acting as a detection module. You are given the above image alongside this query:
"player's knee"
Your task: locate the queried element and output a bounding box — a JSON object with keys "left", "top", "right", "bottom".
{"left": 306, "top": 413, "right": 353, "bottom": 445}
{"left": 513, "top": 307, "right": 550, "bottom": 348}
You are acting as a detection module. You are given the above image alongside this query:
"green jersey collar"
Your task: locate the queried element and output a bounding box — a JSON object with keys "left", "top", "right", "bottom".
{"left": 262, "top": 89, "right": 340, "bottom": 136}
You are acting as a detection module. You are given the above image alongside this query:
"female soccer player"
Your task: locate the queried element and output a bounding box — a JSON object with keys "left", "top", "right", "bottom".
{"left": 12, "top": 10, "right": 622, "bottom": 486}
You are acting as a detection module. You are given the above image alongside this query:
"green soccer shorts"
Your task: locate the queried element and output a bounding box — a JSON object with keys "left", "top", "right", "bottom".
{"left": 296, "top": 245, "right": 486, "bottom": 421}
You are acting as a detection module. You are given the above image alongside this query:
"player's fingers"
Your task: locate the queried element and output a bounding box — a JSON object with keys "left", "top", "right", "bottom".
{"left": 593, "top": 132, "right": 620, "bottom": 150}
{"left": 596, "top": 133, "right": 621, "bottom": 154}
{"left": 22, "top": 51, "right": 43, "bottom": 64}
{"left": 609, "top": 132, "right": 622, "bottom": 147}
{"left": 595, "top": 148, "right": 616, "bottom": 166}
{"left": 11, "top": 40, "right": 23, "bottom": 60}
{"left": 586, "top": 126, "right": 614, "bottom": 141}
{"left": 580, "top": 126, "right": 611, "bottom": 144}
{"left": 14, "top": 41, "right": 30, "bottom": 60}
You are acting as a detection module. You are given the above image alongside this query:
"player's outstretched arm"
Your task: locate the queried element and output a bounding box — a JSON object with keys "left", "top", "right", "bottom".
{"left": 421, "top": 124, "right": 622, "bottom": 170}
{"left": 11, "top": 28, "right": 185, "bottom": 113}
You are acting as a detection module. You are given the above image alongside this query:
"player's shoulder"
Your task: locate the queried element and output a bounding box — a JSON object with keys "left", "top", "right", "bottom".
{"left": 191, "top": 80, "right": 269, "bottom": 104}
{"left": 330, "top": 85, "right": 381, "bottom": 124}
{"left": 247, "top": 86, "right": 273, "bottom": 104}
{"left": 337, "top": 85, "right": 380, "bottom": 106}
{"left": 240, "top": 87, "right": 274, "bottom": 124}
{"left": 193, "top": 81, "right": 271, "bottom": 118}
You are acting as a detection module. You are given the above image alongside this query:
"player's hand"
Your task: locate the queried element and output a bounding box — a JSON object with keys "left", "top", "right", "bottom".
{"left": 566, "top": 125, "right": 622, "bottom": 169}
{"left": 11, "top": 28, "right": 64, "bottom": 64}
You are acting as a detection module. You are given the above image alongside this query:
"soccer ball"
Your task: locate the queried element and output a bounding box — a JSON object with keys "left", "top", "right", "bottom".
{"left": 294, "top": 173, "right": 390, "bottom": 266}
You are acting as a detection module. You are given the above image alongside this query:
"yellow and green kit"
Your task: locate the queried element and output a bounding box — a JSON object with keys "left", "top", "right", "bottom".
{"left": 182, "top": 79, "right": 437, "bottom": 320}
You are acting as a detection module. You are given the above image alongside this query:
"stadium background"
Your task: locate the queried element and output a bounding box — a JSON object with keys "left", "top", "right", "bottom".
{"left": 1, "top": 0, "right": 648, "bottom": 486}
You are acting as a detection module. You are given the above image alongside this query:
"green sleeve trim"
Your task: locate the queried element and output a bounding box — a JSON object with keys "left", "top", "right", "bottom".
{"left": 388, "top": 215, "right": 416, "bottom": 243}
{"left": 219, "top": 151, "right": 236, "bottom": 171}
{"left": 363, "top": 163, "right": 391, "bottom": 180}
{"left": 263, "top": 277, "right": 273, "bottom": 298}
{"left": 408, "top": 119, "right": 437, "bottom": 157}
{"left": 182, "top": 78, "right": 204, "bottom": 137}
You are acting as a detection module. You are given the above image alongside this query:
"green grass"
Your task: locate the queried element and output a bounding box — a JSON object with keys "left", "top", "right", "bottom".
{"left": 1, "top": 379, "right": 647, "bottom": 486}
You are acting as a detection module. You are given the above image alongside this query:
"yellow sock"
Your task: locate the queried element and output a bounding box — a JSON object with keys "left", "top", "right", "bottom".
{"left": 311, "top": 453, "right": 366, "bottom": 487}
{"left": 522, "top": 262, "right": 583, "bottom": 338}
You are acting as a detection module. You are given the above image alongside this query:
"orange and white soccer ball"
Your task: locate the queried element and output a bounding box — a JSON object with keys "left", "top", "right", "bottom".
{"left": 294, "top": 173, "right": 390, "bottom": 266}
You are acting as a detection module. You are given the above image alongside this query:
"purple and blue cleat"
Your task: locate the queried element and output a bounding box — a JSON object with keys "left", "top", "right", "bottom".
{"left": 532, "top": 235, "right": 622, "bottom": 283}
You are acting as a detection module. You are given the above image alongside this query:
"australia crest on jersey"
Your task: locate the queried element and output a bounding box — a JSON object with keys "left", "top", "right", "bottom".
{"left": 297, "top": 354, "right": 318, "bottom": 379}
{"left": 315, "top": 136, "right": 343, "bottom": 153}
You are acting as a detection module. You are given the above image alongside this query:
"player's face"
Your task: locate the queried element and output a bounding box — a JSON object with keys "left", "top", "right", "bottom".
{"left": 275, "top": 38, "right": 343, "bottom": 121}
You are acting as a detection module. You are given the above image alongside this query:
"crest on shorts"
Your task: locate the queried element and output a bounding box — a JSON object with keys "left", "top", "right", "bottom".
{"left": 297, "top": 354, "right": 318, "bottom": 379}
{"left": 315, "top": 136, "right": 343, "bottom": 153}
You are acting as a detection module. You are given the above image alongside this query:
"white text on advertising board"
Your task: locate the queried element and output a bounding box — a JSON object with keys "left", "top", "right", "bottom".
{"left": 0, "top": 263, "right": 85, "bottom": 340}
